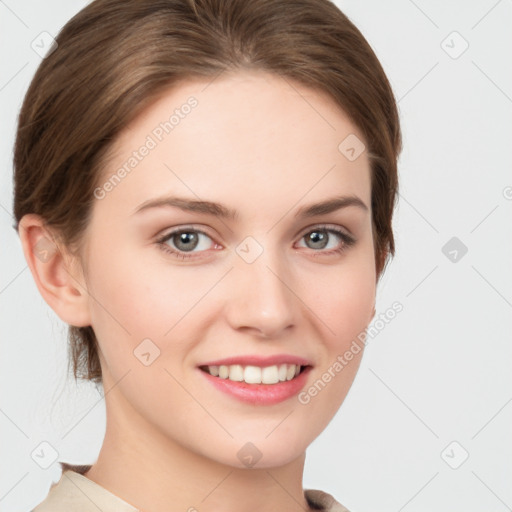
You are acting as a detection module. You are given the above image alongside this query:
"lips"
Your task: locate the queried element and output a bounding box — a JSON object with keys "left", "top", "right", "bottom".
{"left": 198, "top": 355, "right": 313, "bottom": 383}
{"left": 198, "top": 362, "right": 313, "bottom": 405}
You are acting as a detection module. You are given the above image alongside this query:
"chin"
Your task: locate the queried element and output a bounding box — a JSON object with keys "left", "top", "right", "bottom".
{"left": 210, "top": 435, "right": 309, "bottom": 470}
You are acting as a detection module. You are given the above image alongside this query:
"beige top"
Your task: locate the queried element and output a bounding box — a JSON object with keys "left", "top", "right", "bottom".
{"left": 32, "top": 463, "right": 350, "bottom": 512}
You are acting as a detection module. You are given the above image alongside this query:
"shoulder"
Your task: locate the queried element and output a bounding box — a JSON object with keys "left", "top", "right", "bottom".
{"left": 32, "top": 468, "right": 139, "bottom": 512}
{"left": 33, "top": 467, "right": 349, "bottom": 512}
{"left": 304, "top": 488, "right": 352, "bottom": 512}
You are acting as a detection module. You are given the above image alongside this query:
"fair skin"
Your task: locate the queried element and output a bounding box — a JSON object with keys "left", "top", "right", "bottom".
{"left": 20, "top": 70, "right": 379, "bottom": 512}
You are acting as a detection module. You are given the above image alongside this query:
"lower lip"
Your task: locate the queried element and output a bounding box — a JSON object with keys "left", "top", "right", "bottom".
{"left": 198, "top": 366, "right": 313, "bottom": 405}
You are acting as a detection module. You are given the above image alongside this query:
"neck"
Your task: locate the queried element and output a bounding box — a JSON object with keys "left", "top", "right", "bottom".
{"left": 84, "top": 376, "right": 313, "bottom": 512}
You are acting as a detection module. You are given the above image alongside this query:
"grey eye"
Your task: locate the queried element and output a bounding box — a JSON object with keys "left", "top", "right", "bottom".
{"left": 304, "top": 230, "right": 330, "bottom": 250}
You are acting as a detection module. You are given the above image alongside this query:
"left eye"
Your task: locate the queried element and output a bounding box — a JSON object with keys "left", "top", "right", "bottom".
{"left": 297, "top": 228, "right": 349, "bottom": 251}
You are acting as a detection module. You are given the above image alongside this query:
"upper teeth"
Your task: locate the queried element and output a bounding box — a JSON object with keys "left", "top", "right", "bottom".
{"left": 205, "top": 364, "right": 302, "bottom": 384}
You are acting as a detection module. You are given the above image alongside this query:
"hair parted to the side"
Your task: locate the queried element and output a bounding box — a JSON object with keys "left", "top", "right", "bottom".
{"left": 13, "top": 0, "right": 402, "bottom": 384}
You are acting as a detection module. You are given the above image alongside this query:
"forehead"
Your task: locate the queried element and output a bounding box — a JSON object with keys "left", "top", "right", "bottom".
{"left": 94, "top": 70, "right": 371, "bottom": 220}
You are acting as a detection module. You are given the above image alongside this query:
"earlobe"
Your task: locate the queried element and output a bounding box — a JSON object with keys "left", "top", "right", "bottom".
{"left": 18, "top": 214, "right": 91, "bottom": 328}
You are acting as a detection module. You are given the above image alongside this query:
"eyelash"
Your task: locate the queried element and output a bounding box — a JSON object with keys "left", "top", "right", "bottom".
{"left": 155, "top": 224, "right": 356, "bottom": 261}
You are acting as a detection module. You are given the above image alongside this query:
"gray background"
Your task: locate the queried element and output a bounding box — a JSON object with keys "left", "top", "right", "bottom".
{"left": 1, "top": 1, "right": 511, "bottom": 511}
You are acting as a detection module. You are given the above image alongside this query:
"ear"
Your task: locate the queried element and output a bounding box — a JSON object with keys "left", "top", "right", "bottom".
{"left": 17, "top": 214, "right": 91, "bottom": 327}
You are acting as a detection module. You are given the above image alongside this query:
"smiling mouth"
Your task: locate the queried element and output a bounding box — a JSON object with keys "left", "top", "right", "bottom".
{"left": 199, "top": 363, "right": 309, "bottom": 385}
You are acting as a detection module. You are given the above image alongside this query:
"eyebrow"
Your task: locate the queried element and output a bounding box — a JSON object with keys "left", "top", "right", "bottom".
{"left": 132, "top": 194, "right": 368, "bottom": 220}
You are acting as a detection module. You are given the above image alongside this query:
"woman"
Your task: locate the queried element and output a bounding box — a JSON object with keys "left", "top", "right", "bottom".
{"left": 13, "top": 0, "right": 401, "bottom": 510}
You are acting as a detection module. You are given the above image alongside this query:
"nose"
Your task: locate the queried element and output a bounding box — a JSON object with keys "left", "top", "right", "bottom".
{"left": 224, "top": 243, "right": 298, "bottom": 338}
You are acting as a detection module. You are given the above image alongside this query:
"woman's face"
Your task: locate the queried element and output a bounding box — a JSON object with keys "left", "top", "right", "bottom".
{"left": 78, "top": 70, "right": 376, "bottom": 468}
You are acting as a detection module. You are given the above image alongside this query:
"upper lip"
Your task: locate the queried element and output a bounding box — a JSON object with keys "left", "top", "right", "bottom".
{"left": 198, "top": 354, "right": 313, "bottom": 368}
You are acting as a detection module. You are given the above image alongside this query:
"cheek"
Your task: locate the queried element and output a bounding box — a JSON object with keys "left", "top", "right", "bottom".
{"left": 298, "top": 261, "right": 374, "bottom": 421}
{"left": 310, "top": 254, "right": 376, "bottom": 346}
{"left": 86, "top": 240, "right": 175, "bottom": 327}
{"left": 85, "top": 243, "right": 214, "bottom": 370}
{"left": 330, "top": 279, "right": 374, "bottom": 337}
{"left": 84, "top": 245, "right": 168, "bottom": 358}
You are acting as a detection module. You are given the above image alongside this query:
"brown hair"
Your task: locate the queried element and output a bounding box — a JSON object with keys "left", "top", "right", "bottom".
{"left": 12, "top": 0, "right": 402, "bottom": 384}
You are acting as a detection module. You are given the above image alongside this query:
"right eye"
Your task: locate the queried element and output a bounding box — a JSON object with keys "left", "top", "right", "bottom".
{"left": 156, "top": 228, "right": 221, "bottom": 260}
